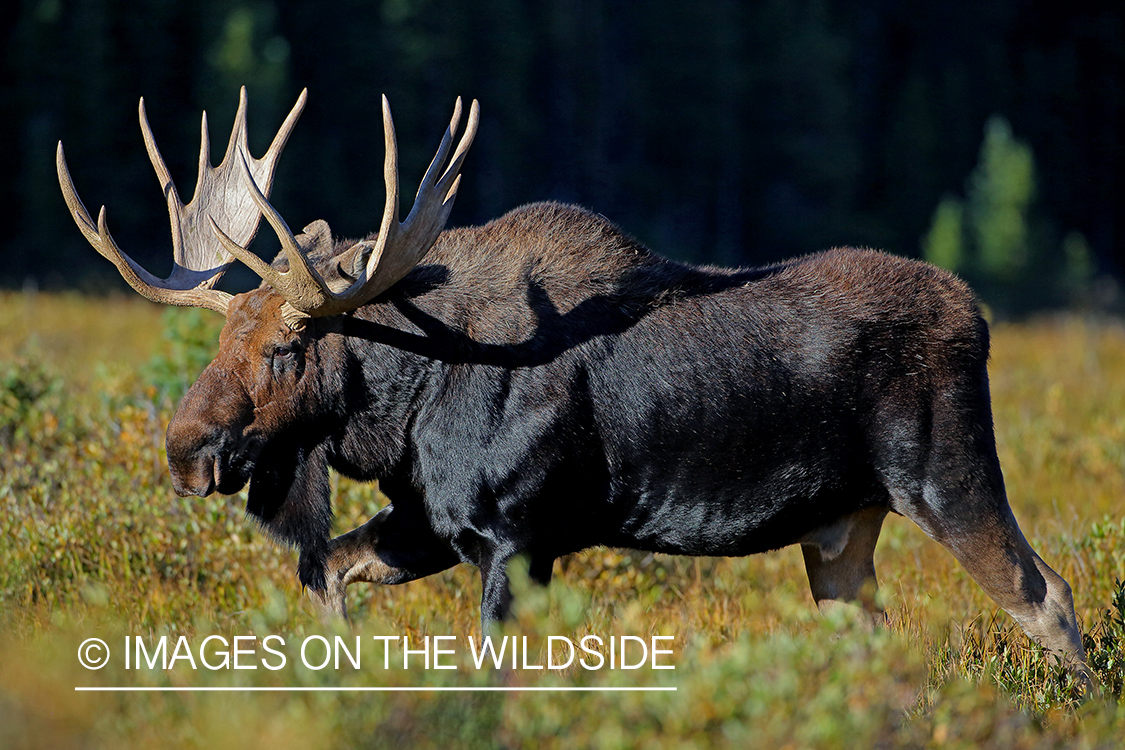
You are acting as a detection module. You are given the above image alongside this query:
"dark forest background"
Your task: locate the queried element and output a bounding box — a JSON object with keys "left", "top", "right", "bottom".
{"left": 2, "top": 0, "right": 1122, "bottom": 313}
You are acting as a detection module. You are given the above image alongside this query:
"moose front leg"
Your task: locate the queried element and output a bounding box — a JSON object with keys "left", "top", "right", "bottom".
{"left": 307, "top": 505, "right": 459, "bottom": 622}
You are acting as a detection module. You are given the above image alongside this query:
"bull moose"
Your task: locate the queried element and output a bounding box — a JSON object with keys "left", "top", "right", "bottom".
{"left": 57, "top": 88, "right": 1087, "bottom": 673}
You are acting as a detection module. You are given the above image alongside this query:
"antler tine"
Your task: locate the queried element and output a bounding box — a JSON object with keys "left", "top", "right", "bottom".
{"left": 210, "top": 95, "right": 479, "bottom": 328}
{"left": 96, "top": 206, "right": 235, "bottom": 313}
{"left": 56, "top": 140, "right": 233, "bottom": 314}
{"left": 139, "top": 97, "right": 177, "bottom": 202}
{"left": 263, "top": 88, "right": 308, "bottom": 171}
{"left": 187, "top": 87, "right": 307, "bottom": 262}
{"left": 55, "top": 142, "right": 100, "bottom": 248}
{"left": 435, "top": 98, "right": 480, "bottom": 199}
{"left": 208, "top": 150, "right": 337, "bottom": 321}
{"left": 58, "top": 89, "right": 306, "bottom": 314}
{"left": 346, "top": 96, "right": 479, "bottom": 306}
{"left": 413, "top": 96, "right": 459, "bottom": 210}
{"left": 222, "top": 87, "right": 249, "bottom": 177}
{"left": 356, "top": 94, "right": 403, "bottom": 286}
{"left": 395, "top": 97, "right": 479, "bottom": 252}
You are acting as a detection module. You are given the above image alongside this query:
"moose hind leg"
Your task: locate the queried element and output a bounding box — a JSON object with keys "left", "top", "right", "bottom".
{"left": 908, "top": 493, "right": 1086, "bottom": 670}
{"left": 801, "top": 506, "right": 888, "bottom": 626}
{"left": 882, "top": 389, "right": 1088, "bottom": 675}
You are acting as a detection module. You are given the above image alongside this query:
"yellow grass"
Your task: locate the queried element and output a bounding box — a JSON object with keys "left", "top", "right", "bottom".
{"left": 1, "top": 292, "right": 1123, "bottom": 748}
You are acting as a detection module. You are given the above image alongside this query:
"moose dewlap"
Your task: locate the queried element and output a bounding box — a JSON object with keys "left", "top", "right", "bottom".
{"left": 57, "top": 88, "right": 1088, "bottom": 680}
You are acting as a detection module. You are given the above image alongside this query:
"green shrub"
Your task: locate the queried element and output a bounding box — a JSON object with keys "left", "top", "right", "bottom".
{"left": 140, "top": 307, "right": 223, "bottom": 404}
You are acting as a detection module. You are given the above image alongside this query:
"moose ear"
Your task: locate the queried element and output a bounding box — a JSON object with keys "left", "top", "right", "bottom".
{"left": 247, "top": 439, "right": 332, "bottom": 590}
{"left": 267, "top": 219, "right": 336, "bottom": 271}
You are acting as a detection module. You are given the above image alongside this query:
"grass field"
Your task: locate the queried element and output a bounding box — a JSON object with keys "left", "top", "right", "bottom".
{"left": 1, "top": 290, "right": 1123, "bottom": 748}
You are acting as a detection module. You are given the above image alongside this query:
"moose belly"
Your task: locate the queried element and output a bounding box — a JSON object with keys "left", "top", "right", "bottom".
{"left": 590, "top": 374, "right": 883, "bottom": 558}
{"left": 583, "top": 306, "right": 887, "bottom": 557}
{"left": 602, "top": 449, "right": 882, "bottom": 557}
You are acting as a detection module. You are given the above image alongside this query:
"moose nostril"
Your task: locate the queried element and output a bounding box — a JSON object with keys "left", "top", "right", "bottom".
{"left": 169, "top": 451, "right": 217, "bottom": 497}
{"left": 171, "top": 475, "right": 203, "bottom": 498}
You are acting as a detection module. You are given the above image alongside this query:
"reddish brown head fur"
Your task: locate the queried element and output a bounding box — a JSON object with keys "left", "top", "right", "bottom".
{"left": 166, "top": 289, "right": 313, "bottom": 497}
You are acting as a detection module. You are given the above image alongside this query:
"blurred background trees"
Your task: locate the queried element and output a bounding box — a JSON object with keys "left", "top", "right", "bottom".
{"left": 2, "top": 0, "right": 1121, "bottom": 315}
{"left": 922, "top": 115, "right": 1098, "bottom": 312}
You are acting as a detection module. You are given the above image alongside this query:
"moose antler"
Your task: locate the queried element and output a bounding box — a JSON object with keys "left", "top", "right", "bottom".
{"left": 56, "top": 87, "right": 307, "bottom": 314}
{"left": 210, "top": 95, "right": 479, "bottom": 328}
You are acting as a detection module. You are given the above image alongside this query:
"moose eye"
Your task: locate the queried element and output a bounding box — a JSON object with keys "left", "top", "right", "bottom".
{"left": 271, "top": 343, "right": 302, "bottom": 373}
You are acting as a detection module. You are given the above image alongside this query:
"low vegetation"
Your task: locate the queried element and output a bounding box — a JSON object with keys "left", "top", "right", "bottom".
{"left": 1, "top": 291, "right": 1123, "bottom": 748}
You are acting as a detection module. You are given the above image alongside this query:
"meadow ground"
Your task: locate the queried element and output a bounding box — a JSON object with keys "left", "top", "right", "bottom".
{"left": 1, "top": 290, "right": 1122, "bottom": 748}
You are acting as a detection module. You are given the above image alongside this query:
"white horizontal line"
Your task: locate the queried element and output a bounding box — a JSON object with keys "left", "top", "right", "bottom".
{"left": 75, "top": 686, "right": 677, "bottom": 692}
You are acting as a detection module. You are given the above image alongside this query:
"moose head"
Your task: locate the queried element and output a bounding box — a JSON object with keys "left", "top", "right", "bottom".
{"left": 57, "top": 89, "right": 478, "bottom": 503}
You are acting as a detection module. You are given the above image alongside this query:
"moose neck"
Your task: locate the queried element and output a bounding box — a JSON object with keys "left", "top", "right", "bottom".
{"left": 316, "top": 297, "right": 449, "bottom": 485}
